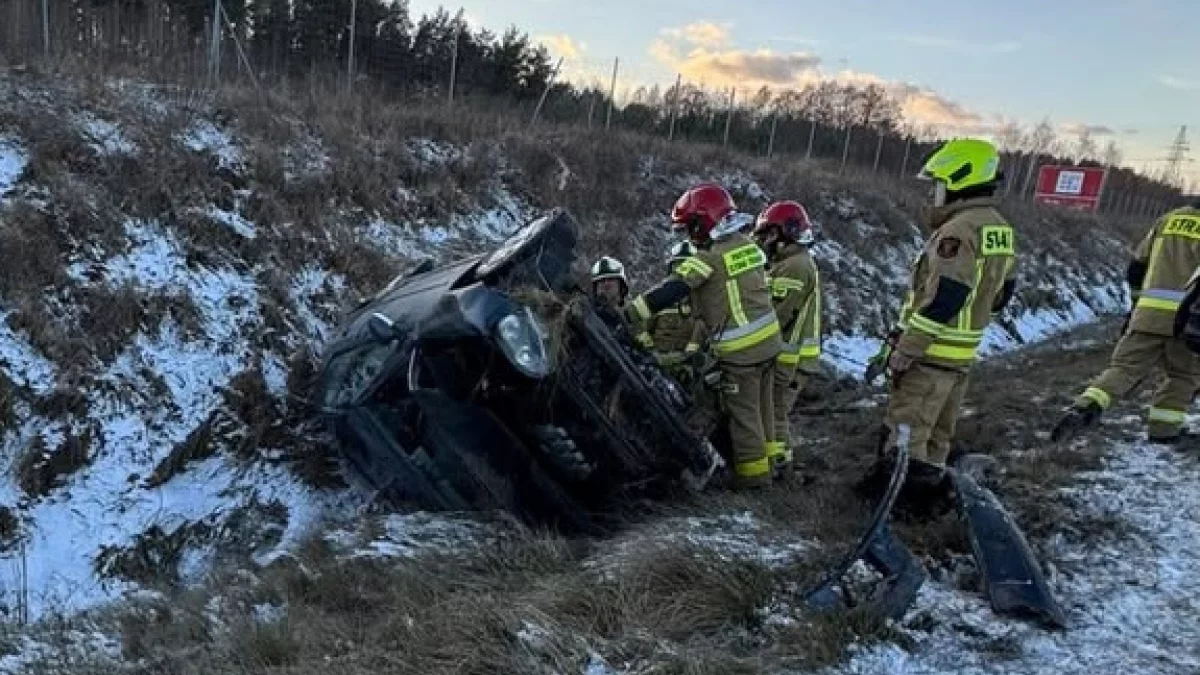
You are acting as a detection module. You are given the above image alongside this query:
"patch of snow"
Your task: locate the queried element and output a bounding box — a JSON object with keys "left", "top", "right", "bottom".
{"left": 407, "top": 138, "right": 461, "bottom": 167}
{"left": 834, "top": 438, "right": 1200, "bottom": 675}
{"left": 0, "top": 220, "right": 365, "bottom": 619}
{"left": 584, "top": 652, "right": 622, "bottom": 675}
{"left": 821, "top": 279, "right": 1125, "bottom": 379}
{"left": 0, "top": 631, "right": 121, "bottom": 674}
{"left": 289, "top": 267, "right": 348, "bottom": 345}
{"left": 0, "top": 311, "right": 57, "bottom": 394}
{"left": 204, "top": 206, "right": 257, "bottom": 239}
{"left": 326, "top": 512, "right": 487, "bottom": 560}
{"left": 0, "top": 137, "right": 27, "bottom": 198}
{"left": 252, "top": 602, "right": 286, "bottom": 623}
{"left": 590, "top": 512, "right": 816, "bottom": 579}
{"left": 823, "top": 334, "right": 881, "bottom": 378}
{"left": 75, "top": 113, "right": 137, "bottom": 156}
{"left": 181, "top": 120, "right": 243, "bottom": 172}
{"left": 262, "top": 355, "right": 289, "bottom": 396}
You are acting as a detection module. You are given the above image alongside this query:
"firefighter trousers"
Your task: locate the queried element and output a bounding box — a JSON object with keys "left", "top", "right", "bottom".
{"left": 770, "top": 365, "right": 813, "bottom": 463}
{"left": 883, "top": 362, "right": 969, "bottom": 466}
{"left": 720, "top": 360, "right": 775, "bottom": 488}
{"left": 1076, "top": 330, "right": 1200, "bottom": 439}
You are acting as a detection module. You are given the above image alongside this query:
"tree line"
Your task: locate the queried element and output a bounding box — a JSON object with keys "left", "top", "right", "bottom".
{"left": 0, "top": 0, "right": 1186, "bottom": 210}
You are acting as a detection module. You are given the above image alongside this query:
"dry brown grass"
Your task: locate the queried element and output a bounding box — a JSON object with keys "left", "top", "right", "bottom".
{"left": 15, "top": 429, "right": 93, "bottom": 498}
{"left": 94, "top": 518, "right": 884, "bottom": 675}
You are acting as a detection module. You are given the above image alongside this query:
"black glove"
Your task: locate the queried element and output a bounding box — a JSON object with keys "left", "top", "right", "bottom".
{"left": 865, "top": 327, "right": 902, "bottom": 385}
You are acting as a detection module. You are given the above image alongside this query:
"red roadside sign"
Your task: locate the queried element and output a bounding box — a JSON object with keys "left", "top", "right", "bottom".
{"left": 1034, "top": 165, "right": 1108, "bottom": 212}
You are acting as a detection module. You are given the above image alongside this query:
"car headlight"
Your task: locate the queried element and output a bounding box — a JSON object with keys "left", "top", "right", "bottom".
{"left": 494, "top": 306, "right": 552, "bottom": 378}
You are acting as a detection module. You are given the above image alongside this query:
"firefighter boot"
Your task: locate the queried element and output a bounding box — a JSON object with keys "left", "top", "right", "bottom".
{"left": 1050, "top": 401, "right": 1103, "bottom": 443}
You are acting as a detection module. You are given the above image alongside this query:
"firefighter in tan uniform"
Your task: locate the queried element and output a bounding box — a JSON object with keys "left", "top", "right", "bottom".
{"left": 753, "top": 201, "right": 822, "bottom": 476}
{"left": 590, "top": 256, "right": 629, "bottom": 309}
{"left": 644, "top": 241, "right": 708, "bottom": 366}
{"left": 1052, "top": 199, "right": 1200, "bottom": 444}
{"left": 626, "top": 184, "right": 783, "bottom": 490}
{"left": 870, "top": 139, "right": 1017, "bottom": 506}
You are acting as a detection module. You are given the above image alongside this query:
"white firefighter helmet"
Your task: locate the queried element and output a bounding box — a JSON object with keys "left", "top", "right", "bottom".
{"left": 666, "top": 240, "right": 698, "bottom": 267}
{"left": 590, "top": 256, "right": 628, "bottom": 287}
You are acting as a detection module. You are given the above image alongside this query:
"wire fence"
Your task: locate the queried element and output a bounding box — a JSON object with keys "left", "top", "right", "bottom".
{"left": 0, "top": 0, "right": 1189, "bottom": 220}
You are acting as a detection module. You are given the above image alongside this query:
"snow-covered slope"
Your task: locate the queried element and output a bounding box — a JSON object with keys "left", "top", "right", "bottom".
{"left": 0, "top": 70, "right": 1132, "bottom": 621}
{"left": 836, "top": 418, "right": 1200, "bottom": 675}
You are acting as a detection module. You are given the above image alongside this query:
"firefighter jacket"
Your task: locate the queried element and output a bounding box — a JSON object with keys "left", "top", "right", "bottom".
{"left": 630, "top": 232, "right": 782, "bottom": 366}
{"left": 1128, "top": 206, "right": 1200, "bottom": 336}
{"left": 896, "top": 197, "right": 1017, "bottom": 371}
{"left": 646, "top": 301, "right": 706, "bottom": 354}
{"left": 768, "top": 243, "right": 822, "bottom": 371}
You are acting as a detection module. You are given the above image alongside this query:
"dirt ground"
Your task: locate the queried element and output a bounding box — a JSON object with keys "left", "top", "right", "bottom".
{"left": 23, "top": 320, "right": 1163, "bottom": 675}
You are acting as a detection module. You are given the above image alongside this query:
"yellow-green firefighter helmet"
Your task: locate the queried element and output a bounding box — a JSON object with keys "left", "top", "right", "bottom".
{"left": 918, "top": 138, "right": 1001, "bottom": 193}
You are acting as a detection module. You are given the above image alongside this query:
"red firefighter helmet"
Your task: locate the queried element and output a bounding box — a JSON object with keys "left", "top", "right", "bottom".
{"left": 754, "top": 201, "right": 814, "bottom": 246}
{"left": 671, "top": 183, "right": 736, "bottom": 238}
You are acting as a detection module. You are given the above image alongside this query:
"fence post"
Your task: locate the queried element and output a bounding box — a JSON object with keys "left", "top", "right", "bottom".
{"left": 530, "top": 57, "right": 564, "bottom": 126}
{"left": 767, "top": 112, "right": 778, "bottom": 159}
{"left": 840, "top": 126, "right": 852, "bottom": 174}
{"left": 1020, "top": 154, "right": 1038, "bottom": 200}
{"left": 872, "top": 131, "right": 884, "bottom": 173}
{"left": 805, "top": 120, "right": 816, "bottom": 160}
{"left": 209, "top": 0, "right": 222, "bottom": 85}
{"left": 347, "top": 0, "right": 358, "bottom": 91}
{"left": 723, "top": 88, "right": 735, "bottom": 148}
{"left": 667, "top": 73, "right": 681, "bottom": 141}
{"left": 447, "top": 14, "right": 462, "bottom": 108}
{"left": 605, "top": 57, "right": 619, "bottom": 130}
{"left": 899, "top": 135, "right": 912, "bottom": 177}
{"left": 41, "top": 0, "right": 49, "bottom": 58}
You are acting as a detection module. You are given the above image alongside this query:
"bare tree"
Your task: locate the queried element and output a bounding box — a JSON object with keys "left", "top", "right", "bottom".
{"left": 1102, "top": 140, "right": 1123, "bottom": 168}
{"left": 1075, "top": 129, "right": 1098, "bottom": 163}
{"left": 1019, "top": 118, "right": 1056, "bottom": 196}
{"left": 994, "top": 121, "right": 1024, "bottom": 153}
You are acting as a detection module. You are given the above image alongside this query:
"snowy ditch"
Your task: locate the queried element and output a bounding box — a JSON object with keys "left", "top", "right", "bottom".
{"left": 832, "top": 420, "right": 1200, "bottom": 675}
{"left": 0, "top": 203, "right": 1130, "bottom": 624}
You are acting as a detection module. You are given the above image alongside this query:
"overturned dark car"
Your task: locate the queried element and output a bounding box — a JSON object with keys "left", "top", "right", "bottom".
{"left": 316, "top": 210, "right": 723, "bottom": 531}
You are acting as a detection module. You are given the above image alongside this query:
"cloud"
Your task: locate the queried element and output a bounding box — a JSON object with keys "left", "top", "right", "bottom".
{"left": 900, "top": 88, "right": 987, "bottom": 130}
{"left": 538, "top": 34, "right": 584, "bottom": 61}
{"left": 650, "top": 39, "right": 820, "bottom": 87}
{"left": 891, "top": 35, "right": 1022, "bottom": 54}
{"left": 649, "top": 26, "right": 994, "bottom": 132}
{"left": 661, "top": 22, "right": 732, "bottom": 48}
{"left": 1158, "top": 75, "right": 1200, "bottom": 91}
{"left": 1060, "top": 122, "right": 1117, "bottom": 136}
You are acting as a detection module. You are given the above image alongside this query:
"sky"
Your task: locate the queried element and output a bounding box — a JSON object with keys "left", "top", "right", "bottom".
{"left": 407, "top": 0, "right": 1200, "bottom": 189}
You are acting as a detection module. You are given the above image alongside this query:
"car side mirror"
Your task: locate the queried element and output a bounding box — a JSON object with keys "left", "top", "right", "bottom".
{"left": 368, "top": 312, "right": 400, "bottom": 342}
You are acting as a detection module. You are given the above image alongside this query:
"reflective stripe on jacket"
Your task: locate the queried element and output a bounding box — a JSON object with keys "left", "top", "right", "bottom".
{"left": 767, "top": 243, "right": 822, "bottom": 369}
{"left": 674, "top": 233, "right": 782, "bottom": 365}
{"left": 1130, "top": 207, "right": 1200, "bottom": 336}
{"left": 896, "top": 198, "right": 1017, "bottom": 370}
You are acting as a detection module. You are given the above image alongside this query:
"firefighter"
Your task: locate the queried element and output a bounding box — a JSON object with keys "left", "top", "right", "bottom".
{"left": 644, "top": 241, "right": 707, "bottom": 366}
{"left": 625, "top": 183, "right": 783, "bottom": 490}
{"left": 869, "top": 138, "right": 1017, "bottom": 508}
{"left": 753, "top": 201, "right": 822, "bottom": 476}
{"left": 590, "top": 256, "right": 629, "bottom": 309}
{"left": 1175, "top": 262, "right": 1200, "bottom": 355}
{"left": 1052, "top": 199, "right": 1200, "bottom": 444}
